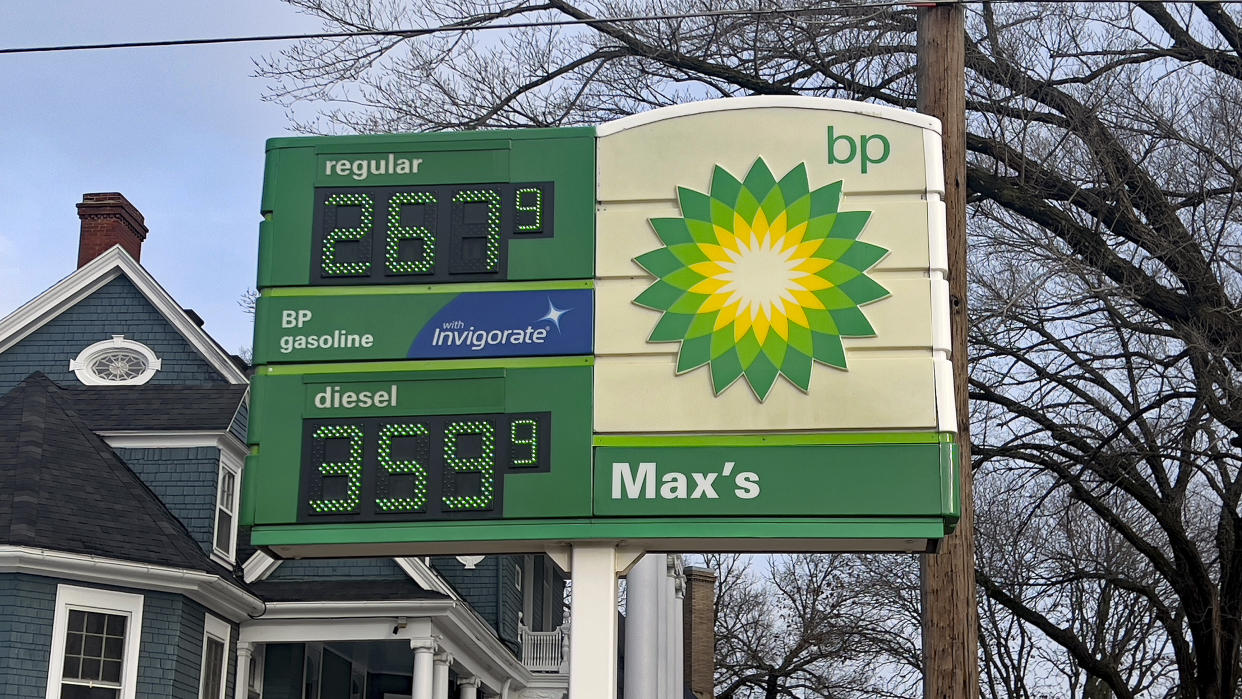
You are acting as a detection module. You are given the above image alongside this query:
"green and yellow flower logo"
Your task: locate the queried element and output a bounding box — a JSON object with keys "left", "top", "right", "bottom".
{"left": 633, "top": 158, "right": 890, "bottom": 401}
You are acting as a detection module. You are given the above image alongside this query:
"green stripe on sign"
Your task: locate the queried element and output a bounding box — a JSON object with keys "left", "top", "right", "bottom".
{"left": 261, "top": 355, "right": 594, "bottom": 374}
{"left": 264, "top": 279, "right": 595, "bottom": 296}
{"left": 592, "top": 432, "right": 944, "bottom": 446}
{"left": 249, "top": 517, "right": 950, "bottom": 545}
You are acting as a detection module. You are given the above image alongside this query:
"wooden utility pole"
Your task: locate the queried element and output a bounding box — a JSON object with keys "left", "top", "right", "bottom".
{"left": 916, "top": 3, "right": 978, "bottom": 698}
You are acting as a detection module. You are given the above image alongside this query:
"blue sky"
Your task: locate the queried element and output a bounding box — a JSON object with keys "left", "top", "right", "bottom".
{"left": 0, "top": 1, "right": 322, "bottom": 355}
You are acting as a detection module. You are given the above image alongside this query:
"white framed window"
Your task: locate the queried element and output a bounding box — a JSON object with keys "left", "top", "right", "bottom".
{"left": 46, "top": 585, "right": 144, "bottom": 699}
{"left": 69, "top": 335, "right": 162, "bottom": 386}
{"left": 213, "top": 450, "right": 243, "bottom": 563}
{"left": 542, "top": 556, "right": 556, "bottom": 630}
{"left": 522, "top": 554, "right": 536, "bottom": 629}
{"left": 199, "top": 614, "right": 230, "bottom": 699}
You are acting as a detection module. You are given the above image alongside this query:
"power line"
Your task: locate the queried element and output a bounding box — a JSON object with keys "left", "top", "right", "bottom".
{"left": 3, "top": 0, "right": 1241, "bottom": 55}
{"left": 0, "top": 4, "right": 908, "bottom": 55}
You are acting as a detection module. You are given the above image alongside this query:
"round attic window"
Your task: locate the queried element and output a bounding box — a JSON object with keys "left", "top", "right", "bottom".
{"left": 70, "top": 335, "right": 162, "bottom": 386}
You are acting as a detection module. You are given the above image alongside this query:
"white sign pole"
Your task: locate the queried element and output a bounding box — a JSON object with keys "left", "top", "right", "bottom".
{"left": 564, "top": 543, "right": 646, "bottom": 699}
{"left": 568, "top": 543, "right": 620, "bottom": 699}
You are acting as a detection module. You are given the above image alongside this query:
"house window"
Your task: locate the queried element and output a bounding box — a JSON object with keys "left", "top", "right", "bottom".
{"left": 522, "top": 554, "right": 535, "bottom": 629}
{"left": 303, "top": 645, "right": 321, "bottom": 699}
{"left": 542, "top": 557, "right": 556, "bottom": 630}
{"left": 69, "top": 335, "right": 161, "bottom": 386}
{"left": 213, "top": 451, "right": 243, "bottom": 563}
{"left": 61, "top": 610, "right": 127, "bottom": 695}
{"left": 199, "top": 615, "right": 230, "bottom": 699}
{"left": 247, "top": 645, "right": 265, "bottom": 699}
{"left": 47, "top": 585, "right": 143, "bottom": 699}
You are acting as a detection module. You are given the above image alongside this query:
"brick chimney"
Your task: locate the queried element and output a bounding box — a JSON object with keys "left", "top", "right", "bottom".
{"left": 683, "top": 565, "right": 716, "bottom": 699}
{"left": 76, "top": 192, "right": 148, "bottom": 268}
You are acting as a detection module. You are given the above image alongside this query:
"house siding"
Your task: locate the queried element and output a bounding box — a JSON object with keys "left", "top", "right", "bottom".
{"left": 499, "top": 555, "right": 523, "bottom": 650}
{"left": 266, "top": 557, "right": 407, "bottom": 581}
{"left": 155, "top": 596, "right": 238, "bottom": 699}
{"left": 0, "top": 574, "right": 56, "bottom": 698}
{"left": 431, "top": 557, "right": 498, "bottom": 628}
{"left": 532, "top": 556, "right": 546, "bottom": 631}
{"left": 0, "top": 275, "right": 228, "bottom": 393}
{"left": 115, "top": 446, "right": 222, "bottom": 556}
{"left": 229, "top": 398, "right": 249, "bottom": 443}
{"left": 139, "top": 592, "right": 200, "bottom": 699}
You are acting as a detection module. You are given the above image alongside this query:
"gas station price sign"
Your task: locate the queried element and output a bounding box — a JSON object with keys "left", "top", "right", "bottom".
{"left": 244, "top": 100, "right": 963, "bottom": 557}
{"left": 257, "top": 129, "right": 596, "bottom": 288}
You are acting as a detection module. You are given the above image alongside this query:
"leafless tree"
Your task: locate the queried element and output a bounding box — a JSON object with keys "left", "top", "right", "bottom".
{"left": 700, "top": 553, "right": 920, "bottom": 699}
{"left": 259, "top": 2, "right": 1242, "bottom": 696}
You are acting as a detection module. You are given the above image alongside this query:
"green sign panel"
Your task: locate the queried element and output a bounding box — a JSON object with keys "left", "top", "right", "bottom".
{"left": 593, "top": 441, "right": 957, "bottom": 518}
{"left": 257, "top": 128, "right": 596, "bottom": 288}
{"left": 245, "top": 359, "right": 595, "bottom": 530}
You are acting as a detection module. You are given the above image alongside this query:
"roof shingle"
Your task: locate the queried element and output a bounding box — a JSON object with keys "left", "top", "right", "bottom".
{"left": 62, "top": 383, "right": 247, "bottom": 431}
{"left": 0, "top": 373, "right": 239, "bottom": 579}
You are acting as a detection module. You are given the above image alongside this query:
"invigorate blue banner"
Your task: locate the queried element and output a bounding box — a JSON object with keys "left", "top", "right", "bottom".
{"left": 408, "top": 289, "right": 593, "bottom": 359}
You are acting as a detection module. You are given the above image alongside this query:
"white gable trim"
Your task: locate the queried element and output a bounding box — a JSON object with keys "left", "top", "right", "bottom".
{"left": 0, "top": 245, "right": 247, "bottom": 384}
{"left": 242, "top": 551, "right": 282, "bottom": 583}
{"left": 229, "top": 386, "right": 251, "bottom": 434}
{"left": 97, "top": 430, "right": 247, "bottom": 460}
{"left": 0, "top": 545, "right": 264, "bottom": 622}
{"left": 0, "top": 266, "right": 122, "bottom": 354}
{"left": 395, "top": 557, "right": 461, "bottom": 600}
{"left": 237, "top": 555, "right": 462, "bottom": 595}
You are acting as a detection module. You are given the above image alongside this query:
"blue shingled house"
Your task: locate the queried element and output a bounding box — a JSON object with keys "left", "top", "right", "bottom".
{"left": 0, "top": 193, "right": 571, "bottom": 699}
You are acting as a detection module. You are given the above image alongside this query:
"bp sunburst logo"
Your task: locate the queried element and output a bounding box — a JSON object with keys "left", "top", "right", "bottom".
{"left": 633, "top": 158, "right": 890, "bottom": 401}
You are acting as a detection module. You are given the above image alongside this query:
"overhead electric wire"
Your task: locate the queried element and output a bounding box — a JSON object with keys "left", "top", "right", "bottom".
{"left": 2, "top": 0, "right": 1241, "bottom": 55}
{"left": 0, "top": 3, "right": 920, "bottom": 55}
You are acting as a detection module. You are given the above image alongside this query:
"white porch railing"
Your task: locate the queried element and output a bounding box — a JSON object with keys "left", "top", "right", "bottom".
{"left": 519, "top": 623, "right": 568, "bottom": 673}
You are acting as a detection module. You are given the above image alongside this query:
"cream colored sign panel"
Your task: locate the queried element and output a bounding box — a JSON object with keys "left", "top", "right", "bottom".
{"left": 594, "top": 97, "right": 954, "bottom": 434}
{"left": 597, "top": 356, "right": 937, "bottom": 432}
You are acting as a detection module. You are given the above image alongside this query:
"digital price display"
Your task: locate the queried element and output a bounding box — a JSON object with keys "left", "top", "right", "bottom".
{"left": 311, "top": 183, "right": 554, "bottom": 285}
{"left": 300, "top": 412, "right": 550, "bottom": 522}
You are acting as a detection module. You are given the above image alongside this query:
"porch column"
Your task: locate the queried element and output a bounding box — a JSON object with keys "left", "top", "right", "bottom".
{"left": 459, "top": 676, "right": 480, "bottom": 699}
{"left": 433, "top": 652, "right": 453, "bottom": 698}
{"left": 657, "top": 558, "right": 672, "bottom": 699}
{"left": 623, "top": 554, "right": 661, "bottom": 699}
{"left": 672, "top": 572, "right": 685, "bottom": 699}
{"left": 234, "top": 642, "right": 253, "bottom": 699}
{"left": 411, "top": 639, "right": 437, "bottom": 699}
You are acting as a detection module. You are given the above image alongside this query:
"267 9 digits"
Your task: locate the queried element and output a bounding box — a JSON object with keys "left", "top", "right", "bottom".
{"left": 300, "top": 413, "right": 550, "bottom": 522}
{"left": 311, "top": 183, "right": 552, "bottom": 285}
